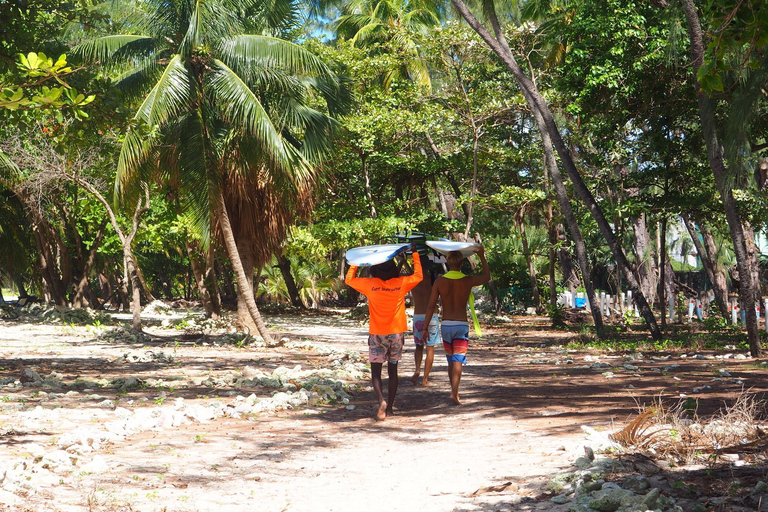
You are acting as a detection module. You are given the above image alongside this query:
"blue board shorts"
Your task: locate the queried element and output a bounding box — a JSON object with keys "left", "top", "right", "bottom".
{"left": 441, "top": 320, "right": 469, "bottom": 365}
{"left": 413, "top": 314, "right": 440, "bottom": 347}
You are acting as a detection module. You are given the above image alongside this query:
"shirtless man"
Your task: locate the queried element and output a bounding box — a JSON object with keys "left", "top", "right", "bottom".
{"left": 346, "top": 246, "right": 423, "bottom": 420}
{"left": 410, "top": 270, "right": 440, "bottom": 386}
{"left": 421, "top": 247, "right": 490, "bottom": 405}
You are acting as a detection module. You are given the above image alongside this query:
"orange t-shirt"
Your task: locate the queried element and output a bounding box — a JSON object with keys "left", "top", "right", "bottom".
{"left": 345, "top": 253, "right": 423, "bottom": 335}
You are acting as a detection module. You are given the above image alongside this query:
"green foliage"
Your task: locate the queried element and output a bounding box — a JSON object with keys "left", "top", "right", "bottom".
{"left": 546, "top": 301, "right": 567, "bottom": 327}
{"left": 1, "top": 53, "right": 94, "bottom": 119}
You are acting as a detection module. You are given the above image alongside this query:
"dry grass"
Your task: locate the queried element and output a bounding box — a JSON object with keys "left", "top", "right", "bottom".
{"left": 611, "top": 391, "right": 768, "bottom": 465}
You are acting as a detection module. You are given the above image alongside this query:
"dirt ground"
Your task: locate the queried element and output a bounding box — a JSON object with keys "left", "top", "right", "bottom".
{"left": 1, "top": 310, "right": 768, "bottom": 512}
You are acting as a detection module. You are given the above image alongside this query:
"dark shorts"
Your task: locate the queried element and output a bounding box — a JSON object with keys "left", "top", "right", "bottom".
{"left": 441, "top": 321, "right": 469, "bottom": 365}
{"left": 368, "top": 333, "right": 404, "bottom": 364}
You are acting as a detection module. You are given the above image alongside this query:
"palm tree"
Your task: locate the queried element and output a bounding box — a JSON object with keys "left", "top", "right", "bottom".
{"left": 77, "top": 0, "right": 345, "bottom": 342}
{"left": 332, "top": 0, "right": 443, "bottom": 89}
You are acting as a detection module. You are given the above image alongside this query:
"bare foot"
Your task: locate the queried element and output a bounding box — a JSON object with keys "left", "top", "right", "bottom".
{"left": 449, "top": 395, "right": 462, "bottom": 405}
{"left": 376, "top": 401, "right": 387, "bottom": 421}
{"left": 385, "top": 406, "right": 394, "bottom": 417}
{"left": 410, "top": 373, "right": 420, "bottom": 384}
{"left": 421, "top": 379, "right": 431, "bottom": 387}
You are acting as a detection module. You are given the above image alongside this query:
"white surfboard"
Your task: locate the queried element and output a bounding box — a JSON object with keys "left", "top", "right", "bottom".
{"left": 425, "top": 240, "right": 481, "bottom": 258}
{"left": 345, "top": 243, "right": 410, "bottom": 267}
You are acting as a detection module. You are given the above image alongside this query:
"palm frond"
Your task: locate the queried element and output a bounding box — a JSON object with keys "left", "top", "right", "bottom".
{"left": 175, "top": 111, "right": 215, "bottom": 243}
{"left": 134, "top": 55, "right": 195, "bottom": 126}
{"left": 179, "top": 0, "right": 205, "bottom": 56}
{"left": 207, "top": 58, "right": 309, "bottom": 174}
{"left": 75, "top": 34, "right": 156, "bottom": 63}
{"left": 115, "top": 130, "right": 155, "bottom": 199}
{"left": 114, "top": 58, "right": 165, "bottom": 98}
{"left": 0, "top": 150, "right": 21, "bottom": 187}
{"left": 217, "top": 35, "right": 336, "bottom": 79}
{"left": 283, "top": 100, "right": 340, "bottom": 162}
{"left": 335, "top": 13, "right": 377, "bottom": 40}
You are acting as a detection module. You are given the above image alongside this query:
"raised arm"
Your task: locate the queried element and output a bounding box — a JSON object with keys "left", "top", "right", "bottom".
{"left": 402, "top": 249, "right": 423, "bottom": 292}
{"left": 345, "top": 264, "right": 365, "bottom": 293}
{"left": 467, "top": 246, "right": 490, "bottom": 287}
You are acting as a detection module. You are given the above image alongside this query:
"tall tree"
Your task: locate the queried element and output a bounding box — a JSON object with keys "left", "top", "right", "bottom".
{"left": 676, "top": 0, "right": 762, "bottom": 356}
{"left": 78, "top": 0, "right": 346, "bottom": 342}
{"left": 453, "top": 0, "right": 668, "bottom": 335}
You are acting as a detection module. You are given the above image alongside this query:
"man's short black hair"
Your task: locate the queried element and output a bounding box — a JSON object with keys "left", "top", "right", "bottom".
{"left": 371, "top": 259, "right": 398, "bottom": 280}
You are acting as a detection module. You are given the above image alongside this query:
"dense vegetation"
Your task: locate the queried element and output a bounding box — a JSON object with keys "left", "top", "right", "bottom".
{"left": 1, "top": 0, "right": 767, "bottom": 354}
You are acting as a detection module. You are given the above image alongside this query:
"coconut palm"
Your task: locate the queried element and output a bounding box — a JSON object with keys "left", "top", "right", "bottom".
{"left": 77, "top": 0, "right": 346, "bottom": 342}
{"left": 331, "top": 0, "right": 443, "bottom": 89}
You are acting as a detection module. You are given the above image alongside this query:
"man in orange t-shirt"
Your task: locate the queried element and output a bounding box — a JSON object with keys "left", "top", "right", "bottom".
{"left": 346, "top": 247, "right": 422, "bottom": 420}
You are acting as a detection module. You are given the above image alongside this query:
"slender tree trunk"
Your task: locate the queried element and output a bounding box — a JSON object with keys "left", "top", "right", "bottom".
{"left": 205, "top": 244, "right": 222, "bottom": 317}
{"left": 463, "top": 129, "right": 480, "bottom": 238}
{"left": 424, "top": 132, "right": 470, "bottom": 220}
{"left": 74, "top": 178, "right": 148, "bottom": 331}
{"left": 632, "top": 214, "right": 659, "bottom": 307}
{"left": 125, "top": 252, "right": 142, "bottom": 331}
{"left": 659, "top": 217, "right": 668, "bottom": 330}
{"left": 186, "top": 239, "right": 220, "bottom": 319}
{"left": 277, "top": 253, "right": 304, "bottom": 308}
{"left": 547, "top": 204, "right": 558, "bottom": 308}
{"left": 134, "top": 261, "right": 155, "bottom": 303}
{"left": 682, "top": 214, "right": 729, "bottom": 317}
{"left": 361, "top": 153, "right": 377, "bottom": 218}
{"left": 679, "top": 0, "right": 761, "bottom": 355}
{"left": 517, "top": 217, "right": 542, "bottom": 312}
{"left": 72, "top": 221, "right": 107, "bottom": 308}
{"left": 452, "top": 0, "right": 659, "bottom": 338}
{"left": 216, "top": 193, "right": 274, "bottom": 344}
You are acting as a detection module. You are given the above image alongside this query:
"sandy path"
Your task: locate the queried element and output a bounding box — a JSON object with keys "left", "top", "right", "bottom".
{"left": 0, "top": 314, "right": 594, "bottom": 512}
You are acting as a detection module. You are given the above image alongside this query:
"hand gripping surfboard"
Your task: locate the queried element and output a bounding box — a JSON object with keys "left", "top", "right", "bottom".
{"left": 345, "top": 243, "right": 411, "bottom": 267}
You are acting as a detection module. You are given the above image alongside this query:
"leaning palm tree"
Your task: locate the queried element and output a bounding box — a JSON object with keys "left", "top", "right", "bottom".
{"left": 77, "top": 0, "right": 345, "bottom": 342}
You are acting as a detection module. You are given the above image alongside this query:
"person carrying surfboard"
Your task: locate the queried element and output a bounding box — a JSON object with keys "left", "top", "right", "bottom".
{"left": 345, "top": 245, "right": 423, "bottom": 420}
{"left": 421, "top": 246, "right": 490, "bottom": 405}
{"left": 411, "top": 263, "right": 440, "bottom": 387}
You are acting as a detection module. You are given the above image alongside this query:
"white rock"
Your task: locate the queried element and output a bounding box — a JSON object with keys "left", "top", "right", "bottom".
{"left": 40, "top": 450, "right": 75, "bottom": 469}
{"left": 0, "top": 489, "right": 20, "bottom": 505}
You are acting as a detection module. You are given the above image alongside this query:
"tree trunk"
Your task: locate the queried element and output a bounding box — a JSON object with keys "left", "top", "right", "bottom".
{"left": 27, "top": 207, "right": 69, "bottom": 306}
{"left": 277, "top": 253, "right": 304, "bottom": 308}
{"left": 361, "top": 153, "right": 377, "bottom": 218}
{"left": 424, "top": 132, "right": 471, "bottom": 220}
{"left": 452, "top": 0, "right": 660, "bottom": 338}
{"left": 125, "top": 252, "right": 142, "bottom": 331}
{"left": 659, "top": 217, "right": 668, "bottom": 330}
{"left": 632, "top": 214, "right": 658, "bottom": 307}
{"left": 72, "top": 221, "right": 107, "bottom": 308}
{"left": 216, "top": 193, "right": 274, "bottom": 344}
{"left": 205, "top": 244, "right": 222, "bottom": 317}
{"left": 682, "top": 215, "right": 729, "bottom": 317}
{"left": 517, "top": 217, "right": 542, "bottom": 313}
{"left": 73, "top": 178, "right": 148, "bottom": 331}
{"left": 134, "top": 260, "right": 155, "bottom": 303}
{"left": 679, "top": 0, "right": 761, "bottom": 356}
{"left": 186, "top": 239, "right": 220, "bottom": 319}
{"left": 547, "top": 204, "right": 558, "bottom": 308}
{"left": 463, "top": 123, "right": 481, "bottom": 238}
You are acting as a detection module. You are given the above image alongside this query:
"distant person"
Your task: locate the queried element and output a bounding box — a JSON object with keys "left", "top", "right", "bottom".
{"left": 345, "top": 247, "right": 423, "bottom": 420}
{"left": 422, "top": 247, "right": 489, "bottom": 405}
{"left": 411, "top": 264, "right": 440, "bottom": 386}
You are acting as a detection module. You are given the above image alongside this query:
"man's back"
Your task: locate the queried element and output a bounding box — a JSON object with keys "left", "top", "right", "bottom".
{"left": 435, "top": 276, "right": 475, "bottom": 321}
